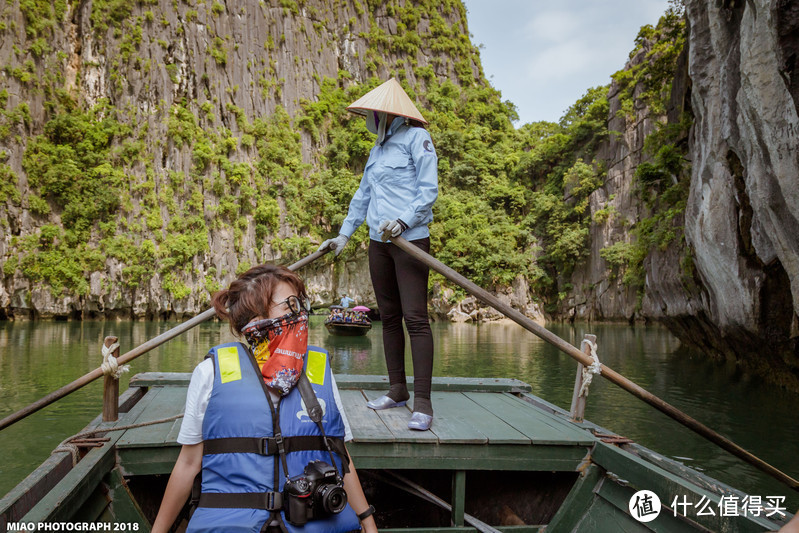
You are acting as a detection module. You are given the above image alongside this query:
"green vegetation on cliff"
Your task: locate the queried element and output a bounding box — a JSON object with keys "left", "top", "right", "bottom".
{"left": 0, "top": 0, "right": 689, "bottom": 316}
{"left": 600, "top": 9, "right": 691, "bottom": 300}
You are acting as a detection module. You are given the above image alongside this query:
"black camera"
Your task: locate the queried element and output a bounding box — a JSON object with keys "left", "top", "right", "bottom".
{"left": 283, "top": 460, "right": 348, "bottom": 525}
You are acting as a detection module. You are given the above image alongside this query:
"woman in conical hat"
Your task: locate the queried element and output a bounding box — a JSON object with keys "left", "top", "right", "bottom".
{"left": 318, "top": 78, "right": 438, "bottom": 431}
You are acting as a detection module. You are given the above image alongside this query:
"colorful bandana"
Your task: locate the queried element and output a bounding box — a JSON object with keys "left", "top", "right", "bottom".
{"left": 241, "top": 312, "right": 308, "bottom": 395}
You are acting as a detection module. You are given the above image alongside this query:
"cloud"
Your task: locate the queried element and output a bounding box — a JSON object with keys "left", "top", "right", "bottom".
{"left": 463, "top": 0, "right": 672, "bottom": 123}
{"left": 524, "top": 10, "right": 582, "bottom": 44}
{"left": 525, "top": 41, "right": 595, "bottom": 82}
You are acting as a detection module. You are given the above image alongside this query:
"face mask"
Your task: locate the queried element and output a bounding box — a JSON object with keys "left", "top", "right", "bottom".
{"left": 242, "top": 312, "right": 308, "bottom": 395}
{"left": 366, "top": 111, "right": 389, "bottom": 146}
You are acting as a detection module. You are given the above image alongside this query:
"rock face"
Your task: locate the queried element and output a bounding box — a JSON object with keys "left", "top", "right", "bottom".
{"left": 564, "top": 42, "right": 662, "bottom": 322}
{"left": 664, "top": 0, "right": 799, "bottom": 384}
{"left": 0, "top": 0, "right": 796, "bottom": 386}
{"left": 564, "top": 0, "right": 799, "bottom": 387}
{"left": 0, "top": 0, "right": 481, "bottom": 319}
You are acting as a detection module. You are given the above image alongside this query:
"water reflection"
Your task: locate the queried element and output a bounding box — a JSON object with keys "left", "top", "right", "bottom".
{"left": 0, "top": 319, "right": 797, "bottom": 512}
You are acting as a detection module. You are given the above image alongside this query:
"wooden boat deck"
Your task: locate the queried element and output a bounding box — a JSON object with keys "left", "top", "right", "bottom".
{"left": 2, "top": 373, "right": 791, "bottom": 532}
{"left": 114, "top": 373, "right": 596, "bottom": 476}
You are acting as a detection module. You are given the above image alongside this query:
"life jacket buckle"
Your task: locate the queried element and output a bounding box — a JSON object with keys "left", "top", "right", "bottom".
{"left": 260, "top": 437, "right": 275, "bottom": 455}
{"left": 273, "top": 432, "right": 286, "bottom": 455}
{"left": 265, "top": 491, "right": 283, "bottom": 511}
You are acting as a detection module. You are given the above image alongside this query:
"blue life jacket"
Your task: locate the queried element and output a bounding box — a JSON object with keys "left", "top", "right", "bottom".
{"left": 186, "top": 342, "right": 361, "bottom": 533}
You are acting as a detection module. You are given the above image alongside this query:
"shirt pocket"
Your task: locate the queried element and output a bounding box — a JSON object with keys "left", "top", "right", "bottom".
{"left": 382, "top": 153, "right": 411, "bottom": 169}
{"left": 376, "top": 153, "right": 413, "bottom": 185}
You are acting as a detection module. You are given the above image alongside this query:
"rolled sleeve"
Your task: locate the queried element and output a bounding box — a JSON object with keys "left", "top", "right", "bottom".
{"left": 399, "top": 129, "right": 438, "bottom": 230}
{"left": 330, "top": 374, "right": 353, "bottom": 442}
{"left": 176, "top": 359, "right": 214, "bottom": 445}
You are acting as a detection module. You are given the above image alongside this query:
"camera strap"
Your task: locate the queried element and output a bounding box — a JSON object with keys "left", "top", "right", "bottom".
{"left": 296, "top": 372, "right": 346, "bottom": 478}
{"left": 241, "top": 343, "right": 290, "bottom": 529}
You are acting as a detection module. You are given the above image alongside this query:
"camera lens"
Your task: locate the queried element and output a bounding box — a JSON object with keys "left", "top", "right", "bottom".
{"left": 320, "top": 485, "right": 347, "bottom": 514}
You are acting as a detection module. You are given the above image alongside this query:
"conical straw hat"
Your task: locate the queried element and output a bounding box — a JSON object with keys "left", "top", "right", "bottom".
{"left": 347, "top": 78, "right": 428, "bottom": 124}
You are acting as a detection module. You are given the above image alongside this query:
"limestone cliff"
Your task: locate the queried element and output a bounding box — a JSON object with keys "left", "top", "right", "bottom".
{"left": 0, "top": 0, "right": 797, "bottom": 388}
{"left": 564, "top": 0, "right": 799, "bottom": 386}
{"left": 0, "top": 0, "right": 482, "bottom": 319}
{"left": 662, "top": 0, "right": 799, "bottom": 385}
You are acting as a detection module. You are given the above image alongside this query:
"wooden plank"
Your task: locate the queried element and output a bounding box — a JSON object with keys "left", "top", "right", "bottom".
{"left": 572, "top": 491, "right": 651, "bottom": 533}
{"left": 119, "top": 386, "right": 147, "bottom": 413}
{"left": 22, "top": 437, "right": 118, "bottom": 523}
{"left": 339, "top": 389, "right": 396, "bottom": 443}
{"left": 163, "top": 417, "right": 184, "bottom": 445}
{"left": 632, "top": 446, "right": 752, "bottom": 500}
{"left": 106, "top": 468, "right": 152, "bottom": 531}
{"left": 0, "top": 385, "right": 145, "bottom": 528}
{"left": 129, "top": 372, "right": 192, "bottom": 387}
{"left": 117, "top": 447, "right": 181, "bottom": 477}
{"left": 126, "top": 373, "right": 533, "bottom": 392}
{"left": 452, "top": 470, "right": 466, "bottom": 527}
{"left": 595, "top": 478, "right": 707, "bottom": 533}
{"left": 22, "top": 387, "right": 163, "bottom": 523}
{"left": 71, "top": 483, "right": 111, "bottom": 523}
{"left": 348, "top": 443, "right": 588, "bottom": 472}
{"left": 591, "top": 442, "right": 781, "bottom": 533}
{"left": 336, "top": 375, "right": 532, "bottom": 393}
{"left": 430, "top": 391, "right": 525, "bottom": 444}
{"left": 510, "top": 393, "right": 601, "bottom": 439}
{"left": 117, "top": 386, "right": 187, "bottom": 448}
{"left": 462, "top": 392, "right": 586, "bottom": 445}
{"left": 495, "top": 393, "right": 596, "bottom": 445}
{"left": 426, "top": 392, "right": 488, "bottom": 445}
{"left": 362, "top": 390, "right": 438, "bottom": 443}
{"left": 0, "top": 452, "right": 72, "bottom": 527}
{"left": 102, "top": 336, "right": 121, "bottom": 422}
{"left": 545, "top": 463, "right": 604, "bottom": 533}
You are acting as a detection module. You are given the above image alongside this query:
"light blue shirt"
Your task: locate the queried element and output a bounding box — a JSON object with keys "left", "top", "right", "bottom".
{"left": 339, "top": 117, "right": 438, "bottom": 242}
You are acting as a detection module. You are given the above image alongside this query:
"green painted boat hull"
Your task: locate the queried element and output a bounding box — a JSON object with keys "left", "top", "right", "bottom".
{"left": 0, "top": 374, "right": 791, "bottom": 532}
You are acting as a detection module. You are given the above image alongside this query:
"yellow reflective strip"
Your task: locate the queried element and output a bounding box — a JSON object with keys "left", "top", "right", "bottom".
{"left": 217, "top": 346, "right": 242, "bottom": 383}
{"left": 306, "top": 350, "right": 326, "bottom": 386}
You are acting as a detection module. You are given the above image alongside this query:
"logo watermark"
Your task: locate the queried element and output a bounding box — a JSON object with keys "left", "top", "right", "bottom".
{"left": 629, "top": 490, "right": 661, "bottom": 522}
{"left": 628, "top": 492, "right": 788, "bottom": 522}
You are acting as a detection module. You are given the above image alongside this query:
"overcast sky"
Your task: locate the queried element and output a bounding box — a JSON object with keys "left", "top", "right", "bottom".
{"left": 462, "top": 0, "right": 671, "bottom": 125}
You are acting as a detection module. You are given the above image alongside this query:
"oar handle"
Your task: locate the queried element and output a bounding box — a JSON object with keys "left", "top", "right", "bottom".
{"left": 389, "top": 236, "right": 799, "bottom": 492}
{"left": 0, "top": 246, "right": 333, "bottom": 432}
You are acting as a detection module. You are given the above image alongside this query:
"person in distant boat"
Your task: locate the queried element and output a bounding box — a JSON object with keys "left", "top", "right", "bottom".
{"left": 152, "top": 264, "right": 377, "bottom": 533}
{"left": 317, "top": 78, "right": 438, "bottom": 431}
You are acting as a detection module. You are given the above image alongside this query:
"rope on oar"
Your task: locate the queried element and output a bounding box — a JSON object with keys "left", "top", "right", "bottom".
{"left": 52, "top": 414, "right": 184, "bottom": 466}
{"left": 101, "top": 341, "right": 129, "bottom": 379}
{"left": 578, "top": 337, "right": 601, "bottom": 398}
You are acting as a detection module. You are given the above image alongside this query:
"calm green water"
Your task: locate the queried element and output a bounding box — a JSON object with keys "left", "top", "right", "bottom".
{"left": 1, "top": 318, "right": 797, "bottom": 511}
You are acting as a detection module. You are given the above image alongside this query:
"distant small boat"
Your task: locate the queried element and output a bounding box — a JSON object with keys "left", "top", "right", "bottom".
{"left": 324, "top": 305, "right": 371, "bottom": 336}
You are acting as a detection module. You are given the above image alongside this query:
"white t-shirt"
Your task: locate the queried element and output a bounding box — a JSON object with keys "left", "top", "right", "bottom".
{"left": 177, "top": 359, "right": 353, "bottom": 445}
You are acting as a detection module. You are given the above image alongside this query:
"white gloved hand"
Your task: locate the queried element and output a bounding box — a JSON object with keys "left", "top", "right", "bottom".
{"left": 378, "top": 219, "right": 408, "bottom": 239}
{"left": 318, "top": 234, "right": 349, "bottom": 256}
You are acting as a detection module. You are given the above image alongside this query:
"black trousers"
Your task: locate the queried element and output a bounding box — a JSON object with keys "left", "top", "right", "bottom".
{"left": 368, "top": 237, "right": 434, "bottom": 404}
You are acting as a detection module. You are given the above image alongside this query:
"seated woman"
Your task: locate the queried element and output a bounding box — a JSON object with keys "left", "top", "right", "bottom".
{"left": 152, "top": 264, "right": 377, "bottom": 533}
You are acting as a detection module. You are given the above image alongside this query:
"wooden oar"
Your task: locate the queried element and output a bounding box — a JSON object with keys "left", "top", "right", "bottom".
{"left": 386, "top": 235, "right": 799, "bottom": 492}
{"left": 0, "top": 247, "right": 332, "bottom": 432}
